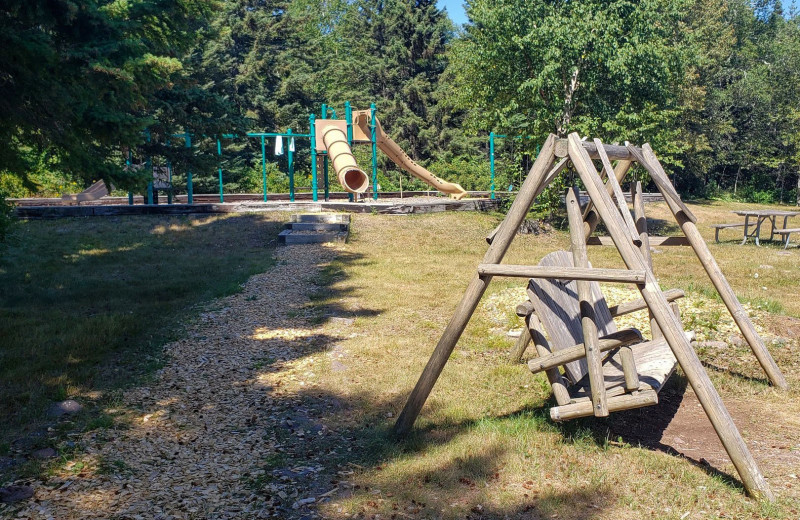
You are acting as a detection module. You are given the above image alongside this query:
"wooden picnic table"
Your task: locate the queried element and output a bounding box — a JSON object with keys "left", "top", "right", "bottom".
{"left": 732, "top": 209, "right": 800, "bottom": 246}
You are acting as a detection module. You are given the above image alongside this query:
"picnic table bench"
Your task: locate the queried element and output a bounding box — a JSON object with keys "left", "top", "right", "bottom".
{"left": 773, "top": 227, "right": 800, "bottom": 249}
{"left": 711, "top": 222, "right": 747, "bottom": 243}
{"left": 713, "top": 210, "right": 800, "bottom": 246}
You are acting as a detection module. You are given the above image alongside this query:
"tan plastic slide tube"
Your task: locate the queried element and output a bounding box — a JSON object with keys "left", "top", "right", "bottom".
{"left": 355, "top": 113, "right": 467, "bottom": 200}
{"left": 321, "top": 125, "right": 370, "bottom": 193}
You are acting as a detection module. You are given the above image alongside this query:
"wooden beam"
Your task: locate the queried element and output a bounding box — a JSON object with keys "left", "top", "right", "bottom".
{"left": 551, "top": 390, "right": 658, "bottom": 421}
{"left": 587, "top": 235, "right": 689, "bottom": 246}
{"left": 527, "top": 328, "right": 643, "bottom": 374}
{"left": 555, "top": 139, "right": 636, "bottom": 161}
{"left": 515, "top": 300, "right": 535, "bottom": 317}
{"left": 393, "top": 135, "right": 559, "bottom": 437}
{"left": 566, "top": 187, "right": 608, "bottom": 417}
{"left": 568, "top": 132, "right": 773, "bottom": 501}
{"left": 608, "top": 288, "right": 684, "bottom": 317}
{"left": 658, "top": 190, "right": 789, "bottom": 392}
{"left": 528, "top": 313, "right": 571, "bottom": 405}
{"left": 640, "top": 147, "right": 785, "bottom": 389}
{"left": 633, "top": 181, "right": 662, "bottom": 340}
{"left": 594, "top": 138, "right": 641, "bottom": 246}
{"left": 509, "top": 322, "right": 532, "bottom": 363}
{"left": 476, "top": 264, "right": 646, "bottom": 283}
{"left": 582, "top": 160, "right": 633, "bottom": 240}
{"left": 626, "top": 144, "right": 697, "bottom": 224}
{"left": 485, "top": 157, "right": 570, "bottom": 244}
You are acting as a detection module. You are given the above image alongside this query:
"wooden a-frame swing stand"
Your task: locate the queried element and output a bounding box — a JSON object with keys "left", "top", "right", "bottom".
{"left": 394, "top": 133, "right": 788, "bottom": 501}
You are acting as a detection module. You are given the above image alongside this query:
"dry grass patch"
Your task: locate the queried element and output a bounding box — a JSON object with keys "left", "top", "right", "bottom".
{"left": 301, "top": 203, "right": 799, "bottom": 518}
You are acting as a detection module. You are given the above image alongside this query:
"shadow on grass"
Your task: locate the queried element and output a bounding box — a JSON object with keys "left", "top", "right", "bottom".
{"left": 0, "top": 217, "right": 753, "bottom": 519}
{"left": 0, "top": 213, "right": 284, "bottom": 457}
{"left": 542, "top": 375, "right": 744, "bottom": 494}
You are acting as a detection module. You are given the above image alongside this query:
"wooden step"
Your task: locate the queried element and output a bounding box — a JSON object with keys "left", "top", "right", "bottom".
{"left": 290, "top": 213, "right": 350, "bottom": 224}
{"left": 287, "top": 222, "right": 349, "bottom": 231}
{"left": 278, "top": 229, "right": 348, "bottom": 244}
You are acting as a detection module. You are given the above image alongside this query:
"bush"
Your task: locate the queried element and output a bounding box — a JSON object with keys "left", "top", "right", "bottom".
{"left": 0, "top": 191, "right": 15, "bottom": 242}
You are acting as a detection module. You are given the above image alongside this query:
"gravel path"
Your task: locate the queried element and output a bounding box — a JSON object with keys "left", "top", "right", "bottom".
{"left": 8, "top": 243, "right": 340, "bottom": 519}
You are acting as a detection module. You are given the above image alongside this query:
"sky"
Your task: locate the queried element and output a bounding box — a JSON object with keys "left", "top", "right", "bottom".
{"left": 437, "top": 0, "right": 468, "bottom": 26}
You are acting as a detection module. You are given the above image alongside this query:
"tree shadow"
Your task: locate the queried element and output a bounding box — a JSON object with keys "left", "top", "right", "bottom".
{"left": 701, "top": 361, "right": 772, "bottom": 387}
{"left": 543, "top": 375, "right": 743, "bottom": 493}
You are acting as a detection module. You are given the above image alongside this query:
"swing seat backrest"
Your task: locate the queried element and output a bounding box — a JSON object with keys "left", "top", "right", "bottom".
{"left": 526, "top": 250, "right": 617, "bottom": 384}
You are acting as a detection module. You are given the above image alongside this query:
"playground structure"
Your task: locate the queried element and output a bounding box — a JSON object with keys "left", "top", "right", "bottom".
{"left": 113, "top": 102, "right": 468, "bottom": 206}
{"left": 393, "top": 133, "right": 788, "bottom": 501}
{"left": 61, "top": 180, "right": 114, "bottom": 205}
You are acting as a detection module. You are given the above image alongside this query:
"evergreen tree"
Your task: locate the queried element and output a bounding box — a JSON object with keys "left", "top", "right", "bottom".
{"left": 0, "top": 0, "right": 222, "bottom": 190}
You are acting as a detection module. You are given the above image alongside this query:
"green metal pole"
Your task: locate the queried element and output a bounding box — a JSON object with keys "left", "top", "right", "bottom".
{"left": 345, "top": 101, "right": 354, "bottom": 202}
{"left": 321, "top": 105, "right": 329, "bottom": 200}
{"left": 287, "top": 128, "right": 294, "bottom": 202}
{"left": 186, "top": 133, "right": 193, "bottom": 204}
{"left": 167, "top": 161, "right": 173, "bottom": 204}
{"left": 126, "top": 150, "right": 134, "bottom": 205}
{"left": 370, "top": 103, "right": 378, "bottom": 200}
{"left": 310, "top": 114, "right": 318, "bottom": 202}
{"left": 489, "top": 131, "right": 496, "bottom": 200}
{"left": 261, "top": 136, "right": 267, "bottom": 202}
{"left": 324, "top": 157, "right": 330, "bottom": 201}
{"left": 218, "top": 139, "right": 224, "bottom": 203}
{"left": 145, "top": 132, "right": 153, "bottom": 205}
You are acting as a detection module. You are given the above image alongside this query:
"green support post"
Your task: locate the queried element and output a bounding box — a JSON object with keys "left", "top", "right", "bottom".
{"left": 145, "top": 131, "right": 154, "bottom": 205}
{"left": 125, "top": 151, "right": 134, "bottom": 205}
{"left": 310, "top": 114, "right": 318, "bottom": 201}
{"left": 345, "top": 101, "right": 354, "bottom": 202}
{"left": 167, "top": 162, "right": 174, "bottom": 204}
{"left": 370, "top": 103, "right": 378, "bottom": 200}
{"left": 321, "top": 106, "right": 329, "bottom": 201}
{"left": 287, "top": 128, "right": 294, "bottom": 202}
{"left": 260, "top": 135, "right": 268, "bottom": 202}
{"left": 185, "top": 133, "right": 193, "bottom": 204}
{"left": 324, "top": 157, "right": 330, "bottom": 201}
{"left": 489, "top": 132, "right": 496, "bottom": 200}
{"left": 217, "top": 139, "right": 224, "bottom": 203}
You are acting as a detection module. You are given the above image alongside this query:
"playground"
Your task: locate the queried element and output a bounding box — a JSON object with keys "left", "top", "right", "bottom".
{"left": 1, "top": 188, "right": 799, "bottom": 517}
{"left": 35, "top": 102, "right": 486, "bottom": 211}
{"left": 5, "top": 0, "right": 800, "bottom": 517}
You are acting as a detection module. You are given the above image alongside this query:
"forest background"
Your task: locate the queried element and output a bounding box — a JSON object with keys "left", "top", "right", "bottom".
{"left": 1, "top": 0, "right": 799, "bottom": 215}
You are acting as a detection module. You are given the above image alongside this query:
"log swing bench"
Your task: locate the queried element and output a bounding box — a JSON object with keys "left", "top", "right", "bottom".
{"left": 392, "top": 134, "right": 789, "bottom": 501}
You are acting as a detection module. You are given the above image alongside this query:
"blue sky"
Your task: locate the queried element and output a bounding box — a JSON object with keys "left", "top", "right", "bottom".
{"left": 437, "top": 0, "right": 468, "bottom": 26}
{"left": 437, "top": 1, "right": 800, "bottom": 27}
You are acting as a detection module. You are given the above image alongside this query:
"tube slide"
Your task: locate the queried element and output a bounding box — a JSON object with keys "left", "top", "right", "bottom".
{"left": 355, "top": 112, "right": 467, "bottom": 200}
{"left": 321, "top": 125, "right": 370, "bottom": 193}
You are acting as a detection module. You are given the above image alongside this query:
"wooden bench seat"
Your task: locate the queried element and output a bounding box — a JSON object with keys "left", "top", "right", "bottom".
{"left": 524, "top": 251, "right": 683, "bottom": 421}
{"left": 711, "top": 222, "right": 746, "bottom": 243}
{"left": 772, "top": 227, "right": 800, "bottom": 249}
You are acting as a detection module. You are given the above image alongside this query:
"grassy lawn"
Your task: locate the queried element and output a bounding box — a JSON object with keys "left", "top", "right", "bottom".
{"left": 0, "top": 214, "right": 284, "bottom": 457}
{"left": 1, "top": 200, "right": 798, "bottom": 518}
{"left": 292, "top": 200, "right": 799, "bottom": 518}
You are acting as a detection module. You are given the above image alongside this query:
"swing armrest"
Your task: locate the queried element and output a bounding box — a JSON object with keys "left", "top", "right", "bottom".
{"left": 608, "top": 289, "right": 684, "bottom": 318}
{"left": 528, "top": 328, "right": 643, "bottom": 375}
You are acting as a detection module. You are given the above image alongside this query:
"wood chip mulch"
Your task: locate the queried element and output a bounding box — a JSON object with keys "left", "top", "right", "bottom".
{"left": 3, "top": 243, "right": 343, "bottom": 519}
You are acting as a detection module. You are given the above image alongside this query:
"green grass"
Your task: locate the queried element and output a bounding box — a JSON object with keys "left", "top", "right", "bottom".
{"left": 0, "top": 213, "right": 283, "bottom": 451}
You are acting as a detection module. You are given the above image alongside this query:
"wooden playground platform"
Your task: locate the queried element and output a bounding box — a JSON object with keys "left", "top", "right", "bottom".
{"left": 13, "top": 193, "right": 502, "bottom": 219}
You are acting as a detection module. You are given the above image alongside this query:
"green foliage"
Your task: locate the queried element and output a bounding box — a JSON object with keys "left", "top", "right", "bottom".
{"left": 0, "top": 0, "right": 239, "bottom": 192}
{"left": 0, "top": 191, "right": 14, "bottom": 242}
{"left": 452, "top": 0, "right": 696, "bottom": 151}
